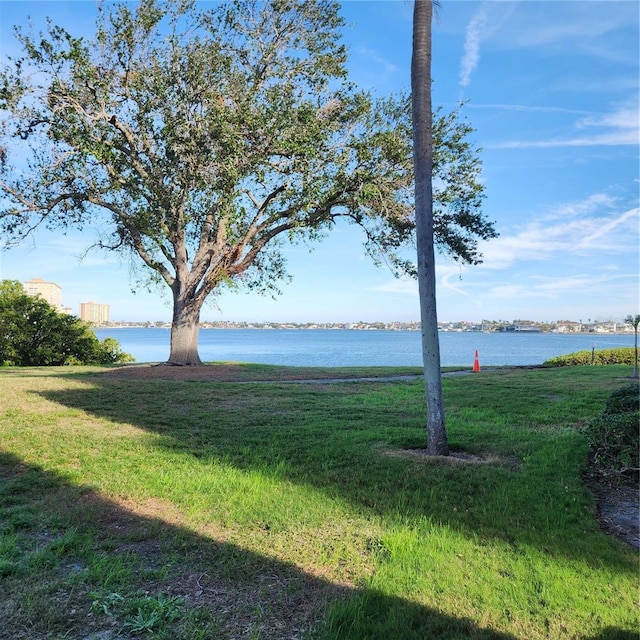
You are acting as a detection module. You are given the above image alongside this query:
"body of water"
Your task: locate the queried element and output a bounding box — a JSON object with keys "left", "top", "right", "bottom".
{"left": 93, "top": 328, "right": 634, "bottom": 368}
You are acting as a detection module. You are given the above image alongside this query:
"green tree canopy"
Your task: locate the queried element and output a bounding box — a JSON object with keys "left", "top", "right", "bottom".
{"left": 0, "top": 280, "right": 133, "bottom": 366}
{"left": 0, "top": 0, "right": 497, "bottom": 365}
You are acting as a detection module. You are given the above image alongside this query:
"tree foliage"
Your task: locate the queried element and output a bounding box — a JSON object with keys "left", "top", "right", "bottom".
{"left": 0, "top": 280, "right": 133, "bottom": 366}
{"left": 0, "top": 0, "right": 497, "bottom": 364}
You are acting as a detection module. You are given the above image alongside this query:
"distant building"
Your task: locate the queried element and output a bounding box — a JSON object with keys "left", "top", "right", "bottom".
{"left": 500, "top": 324, "right": 542, "bottom": 333}
{"left": 80, "top": 302, "right": 110, "bottom": 325}
{"left": 555, "top": 321, "right": 582, "bottom": 333}
{"left": 23, "top": 277, "right": 68, "bottom": 312}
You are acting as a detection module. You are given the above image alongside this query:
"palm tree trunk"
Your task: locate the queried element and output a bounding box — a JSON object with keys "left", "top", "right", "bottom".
{"left": 412, "top": 0, "right": 448, "bottom": 455}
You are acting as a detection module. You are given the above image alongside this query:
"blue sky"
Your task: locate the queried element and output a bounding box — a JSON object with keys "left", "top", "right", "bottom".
{"left": 0, "top": 0, "right": 638, "bottom": 324}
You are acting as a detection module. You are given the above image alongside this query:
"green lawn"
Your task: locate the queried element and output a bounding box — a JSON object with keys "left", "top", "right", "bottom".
{"left": 0, "top": 364, "right": 637, "bottom": 639}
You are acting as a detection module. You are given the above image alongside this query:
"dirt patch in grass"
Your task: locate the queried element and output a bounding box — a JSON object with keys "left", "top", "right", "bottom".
{"left": 165, "top": 569, "right": 342, "bottom": 639}
{"left": 591, "top": 482, "right": 639, "bottom": 550}
{"left": 381, "top": 446, "right": 521, "bottom": 470}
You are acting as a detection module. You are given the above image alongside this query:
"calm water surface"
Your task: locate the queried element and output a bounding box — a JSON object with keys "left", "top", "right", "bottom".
{"left": 94, "top": 328, "right": 634, "bottom": 368}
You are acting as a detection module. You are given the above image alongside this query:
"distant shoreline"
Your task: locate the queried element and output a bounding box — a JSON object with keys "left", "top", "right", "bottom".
{"left": 92, "top": 322, "right": 634, "bottom": 336}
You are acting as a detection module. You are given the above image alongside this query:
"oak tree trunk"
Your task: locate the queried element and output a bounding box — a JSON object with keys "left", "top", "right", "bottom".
{"left": 168, "top": 291, "right": 203, "bottom": 366}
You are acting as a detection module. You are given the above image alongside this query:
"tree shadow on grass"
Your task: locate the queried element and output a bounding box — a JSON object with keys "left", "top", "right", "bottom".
{"left": 0, "top": 451, "right": 519, "bottom": 640}
{"left": 36, "top": 374, "right": 639, "bottom": 568}
{"left": 582, "top": 631, "right": 638, "bottom": 640}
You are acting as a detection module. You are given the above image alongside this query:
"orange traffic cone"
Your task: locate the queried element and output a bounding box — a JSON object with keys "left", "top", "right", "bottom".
{"left": 472, "top": 350, "right": 480, "bottom": 373}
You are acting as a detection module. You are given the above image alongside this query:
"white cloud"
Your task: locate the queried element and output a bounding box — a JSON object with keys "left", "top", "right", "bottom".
{"left": 373, "top": 260, "right": 472, "bottom": 298}
{"left": 373, "top": 278, "right": 417, "bottom": 296}
{"left": 494, "top": 132, "right": 637, "bottom": 149}
{"left": 579, "top": 208, "right": 639, "bottom": 249}
{"left": 547, "top": 193, "right": 616, "bottom": 219}
{"left": 488, "top": 271, "right": 635, "bottom": 304}
{"left": 459, "top": 6, "right": 488, "bottom": 88}
{"left": 469, "top": 103, "right": 592, "bottom": 116}
{"left": 491, "top": 103, "right": 639, "bottom": 149}
{"left": 534, "top": 274, "right": 605, "bottom": 293}
{"left": 485, "top": 2, "right": 637, "bottom": 57}
{"left": 487, "top": 284, "right": 539, "bottom": 300}
{"left": 356, "top": 46, "right": 398, "bottom": 75}
{"left": 480, "top": 195, "right": 639, "bottom": 270}
{"left": 577, "top": 106, "right": 639, "bottom": 131}
{"left": 440, "top": 266, "right": 484, "bottom": 311}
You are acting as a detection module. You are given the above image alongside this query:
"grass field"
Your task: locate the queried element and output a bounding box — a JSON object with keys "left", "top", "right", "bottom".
{"left": 0, "top": 363, "right": 637, "bottom": 639}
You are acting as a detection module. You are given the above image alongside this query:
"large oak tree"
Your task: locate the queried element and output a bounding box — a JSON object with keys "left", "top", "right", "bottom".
{"left": 0, "top": 0, "right": 496, "bottom": 365}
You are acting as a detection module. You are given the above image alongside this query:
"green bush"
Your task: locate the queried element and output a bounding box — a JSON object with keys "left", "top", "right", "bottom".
{"left": 544, "top": 347, "right": 635, "bottom": 367}
{"left": 605, "top": 384, "right": 640, "bottom": 415}
{"left": 583, "top": 384, "right": 639, "bottom": 478}
{"left": 0, "top": 280, "right": 134, "bottom": 366}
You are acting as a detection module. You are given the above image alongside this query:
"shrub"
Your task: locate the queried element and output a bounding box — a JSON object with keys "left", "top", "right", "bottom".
{"left": 544, "top": 347, "right": 635, "bottom": 367}
{"left": 583, "top": 384, "right": 639, "bottom": 479}
{"left": 0, "top": 280, "right": 134, "bottom": 366}
{"left": 94, "top": 337, "right": 135, "bottom": 365}
{"left": 605, "top": 384, "right": 640, "bottom": 415}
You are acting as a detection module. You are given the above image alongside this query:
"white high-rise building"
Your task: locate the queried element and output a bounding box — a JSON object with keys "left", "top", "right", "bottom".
{"left": 79, "top": 301, "right": 110, "bottom": 325}
{"left": 23, "top": 278, "right": 64, "bottom": 311}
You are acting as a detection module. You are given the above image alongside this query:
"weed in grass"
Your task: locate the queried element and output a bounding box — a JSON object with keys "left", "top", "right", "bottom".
{"left": 123, "top": 594, "right": 184, "bottom": 634}
{"left": 89, "top": 590, "right": 185, "bottom": 636}
{"left": 90, "top": 589, "right": 125, "bottom": 616}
